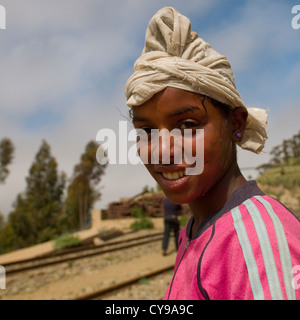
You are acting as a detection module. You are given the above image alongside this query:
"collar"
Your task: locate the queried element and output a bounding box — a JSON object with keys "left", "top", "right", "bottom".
{"left": 186, "top": 180, "right": 265, "bottom": 240}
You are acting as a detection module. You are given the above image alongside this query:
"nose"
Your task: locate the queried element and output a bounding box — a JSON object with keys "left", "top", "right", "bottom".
{"left": 152, "top": 129, "right": 182, "bottom": 165}
{"left": 159, "top": 134, "right": 172, "bottom": 164}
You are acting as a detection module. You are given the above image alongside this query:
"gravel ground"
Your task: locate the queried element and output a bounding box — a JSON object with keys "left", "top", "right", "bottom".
{"left": 102, "top": 270, "right": 174, "bottom": 300}
{"left": 0, "top": 231, "right": 177, "bottom": 300}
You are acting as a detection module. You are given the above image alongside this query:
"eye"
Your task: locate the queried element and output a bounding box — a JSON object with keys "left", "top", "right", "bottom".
{"left": 135, "top": 127, "right": 153, "bottom": 140}
{"left": 178, "top": 121, "right": 200, "bottom": 130}
{"left": 140, "top": 127, "right": 152, "bottom": 135}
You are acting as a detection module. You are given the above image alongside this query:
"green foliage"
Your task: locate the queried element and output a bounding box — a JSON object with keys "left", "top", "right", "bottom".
{"left": 130, "top": 205, "right": 154, "bottom": 230}
{"left": 0, "top": 140, "right": 108, "bottom": 254}
{"left": 130, "top": 217, "right": 154, "bottom": 230}
{"left": 130, "top": 205, "right": 145, "bottom": 219}
{"left": 7, "top": 140, "right": 66, "bottom": 250}
{"left": 0, "top": 138, "right": 14, "bottom": 183}
{"left": 180, "top": 215, "right": 190, "bottom": 228}
{"left": 257, "top": 164, "right": 300, "bottom": 190}
{"left": 105, "top": 255, "right": 113, "bottom": 262}
{"left": 74, "top": 141, "right": 105, "bottom": 186}
{"left": 63, "top": 141, "right": 107, "bottom": 231}
{"left": 54, "top": 233, "right": 81, "bottom": 250}
{"left": 0, "top": 223, "right": 16, "bottom": 254}
{"left": 138, "top": 277, "right": 150, "bottom": 285}
{"left": 256, "top": 130, "right": 300, "bottom": 191}
{"left": 63, "top": 174, "right": 92, "bottom": 231}
{"left": 0, "top": 212, "right": 4, "bottom": 229}
{"left": 142, "top": 185, "right": 149, "bottom": 193}
{"left": 257, "top": 130, "right": 300, "bottom": 174}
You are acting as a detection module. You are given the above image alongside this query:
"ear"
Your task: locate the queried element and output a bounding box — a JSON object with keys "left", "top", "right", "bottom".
{"left": 230, "top": 107, "right": 248, "bottom": 143}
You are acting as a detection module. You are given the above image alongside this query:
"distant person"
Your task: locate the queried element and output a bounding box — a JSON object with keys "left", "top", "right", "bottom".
{"left": 162, "top": 197, "right": 181, "bottom": 256}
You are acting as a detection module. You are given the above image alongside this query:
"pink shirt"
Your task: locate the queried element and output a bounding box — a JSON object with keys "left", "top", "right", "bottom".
{"left": 164, "top": 181, "right": 300, "bottom": 300}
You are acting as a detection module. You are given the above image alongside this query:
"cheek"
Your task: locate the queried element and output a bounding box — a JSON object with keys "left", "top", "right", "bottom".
{"left": 203, "top": 126, "right": 233, "bottom": 170}
{"left": 219, "top": 127, "right": 234, "bottom": 168}
{"left": 136, "top": 136, "right": 152, "bottom": 164}
{"left": 181, "top": 130, "right": 204, "bottom": 168}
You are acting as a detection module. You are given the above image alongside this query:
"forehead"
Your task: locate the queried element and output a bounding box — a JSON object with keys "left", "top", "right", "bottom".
{"left": 133, "top": 87, "right": 201, "bottom": 115}
{"left": 132, "top": 87, "right": 219, "bottom": 122}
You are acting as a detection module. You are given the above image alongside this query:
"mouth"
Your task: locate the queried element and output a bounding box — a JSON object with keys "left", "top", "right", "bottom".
{"left": 161, "top": 169, "right": 186, "bottom": 180}
{"left": 155, "top": 167, "right": 190, "bottom": 190}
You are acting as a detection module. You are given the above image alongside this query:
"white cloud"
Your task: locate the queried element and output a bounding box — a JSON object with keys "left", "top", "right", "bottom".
{"left": 206, "top": 0, "right": 299, "bottom": 72}
{"left": 0, "top": 0, "right": 299, "bottom": 220}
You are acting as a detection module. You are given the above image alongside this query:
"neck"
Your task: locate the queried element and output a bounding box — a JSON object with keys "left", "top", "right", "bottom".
{"left": 188, "top": 162, "right": 246, "bottom": 236}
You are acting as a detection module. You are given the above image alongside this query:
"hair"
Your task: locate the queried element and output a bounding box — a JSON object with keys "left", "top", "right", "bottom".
{"left": 202, "top": 96, "right": 233, "bottom": 118}
{"left": 128, "top": 107, "right": 134, "bottom": 122}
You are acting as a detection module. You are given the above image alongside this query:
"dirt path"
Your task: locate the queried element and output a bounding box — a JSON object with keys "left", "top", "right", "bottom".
{"left": 1, "top": 233, "right": 177, "bottom": 300}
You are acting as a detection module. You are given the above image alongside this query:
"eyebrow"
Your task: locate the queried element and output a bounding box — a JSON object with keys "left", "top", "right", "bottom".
{"left": 132, "top": 105, "right": 203, "bottom": 123}
{"left": 132, "top": 115, "right": 149, "bottom": 123}
{"left": 169, "top": 105, "right": 202, "bottom": 117}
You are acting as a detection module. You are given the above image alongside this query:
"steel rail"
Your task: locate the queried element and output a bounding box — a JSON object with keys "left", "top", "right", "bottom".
{"left": 4, "top": 232, "right": 165, "bottom": 275}
{"left": 74, "top": 264, "right": 175, "bottom": 300}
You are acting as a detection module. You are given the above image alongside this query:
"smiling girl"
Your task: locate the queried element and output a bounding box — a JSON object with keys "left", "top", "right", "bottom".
{"left": 125, "top": 7, "right": 300, "bottom": 300}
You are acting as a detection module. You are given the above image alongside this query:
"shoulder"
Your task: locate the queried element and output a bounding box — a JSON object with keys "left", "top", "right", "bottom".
{"left": 215, "top": 194, "right": 300, "bottom": 253}
{"left": 204, "top": 195, "right": 300, "bottom": 299}
{"left": 230, "top": 195, "right": 300, "bottom": 253}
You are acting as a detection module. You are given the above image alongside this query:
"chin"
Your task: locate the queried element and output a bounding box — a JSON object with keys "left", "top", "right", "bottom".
{"left": 147, "top": 167, "right": 204, "bottom": 203}
{"left": 161, "top": 186, "right": 197, "bottom": 204}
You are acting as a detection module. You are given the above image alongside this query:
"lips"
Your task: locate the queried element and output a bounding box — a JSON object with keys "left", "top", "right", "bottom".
{"left": 155, "top": 166, "right": 190, "bottom": 190}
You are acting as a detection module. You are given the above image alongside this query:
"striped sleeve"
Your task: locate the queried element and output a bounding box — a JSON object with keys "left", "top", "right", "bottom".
{"left": 231, "top": 196, "right": 297, "bottom": 300}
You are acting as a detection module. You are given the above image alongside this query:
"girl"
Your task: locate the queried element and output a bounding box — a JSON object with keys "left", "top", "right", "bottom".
{"left": 125, "top": 7, "right": 300, "bottom": 300}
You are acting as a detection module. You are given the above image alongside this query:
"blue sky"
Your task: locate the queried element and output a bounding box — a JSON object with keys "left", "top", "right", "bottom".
{"left": 0, "top": 0, "right": 299, "bottom": 217}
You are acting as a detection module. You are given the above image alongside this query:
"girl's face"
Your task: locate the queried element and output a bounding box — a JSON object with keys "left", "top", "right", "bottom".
{"left": 132, "top": 87, "right": 239, "bottom": 204}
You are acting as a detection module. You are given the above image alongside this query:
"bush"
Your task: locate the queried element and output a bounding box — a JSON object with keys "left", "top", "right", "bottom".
{"left": 54, "top": 233, "right": 81, "bottom": 250}
{"left": 130, "top": 205, "right": 154, "bottom": 230}
{"left": 130, "top": 217, "right": 154, "bottom": 230}
{"left": 180, "top": 215, "right": 190, "bottom": 228}
{"left": 130, "top": 205, "right": 145, "bottom": 219}
{"left": 257, "top": 165, "right": 300, "bottom": 190}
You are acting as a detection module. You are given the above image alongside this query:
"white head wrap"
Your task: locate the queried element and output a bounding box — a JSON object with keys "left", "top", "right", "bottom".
{"left": 125, "top": 7, "right": 268, "bottom": 154}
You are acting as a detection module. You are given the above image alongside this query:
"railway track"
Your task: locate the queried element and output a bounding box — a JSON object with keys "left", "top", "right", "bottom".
{"left": 74, "top": 264, "right": 175, "bottom": 300}
{"left": 3, "top": 231, "right": 165, "bottom": 275}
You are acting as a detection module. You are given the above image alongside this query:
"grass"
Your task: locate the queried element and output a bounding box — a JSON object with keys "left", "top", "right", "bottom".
{"left": 129, "top": 205, "right": 154, "bottom": 230}
{"left": 54, "top": 233, "right": 81, "bottom": 250}
{"left": 257, "top": 165, "right": 300, "bottom": 190}
{"left": 130, "top": 217, "right": 154, "bottom": 230}
{"left": 138, "top": 277, "right": 150, "bottom": 285}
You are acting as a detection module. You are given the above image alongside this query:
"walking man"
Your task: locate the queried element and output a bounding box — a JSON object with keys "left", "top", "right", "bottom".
{"left": 162, "top": 197, "right": 181, "bottom": 256}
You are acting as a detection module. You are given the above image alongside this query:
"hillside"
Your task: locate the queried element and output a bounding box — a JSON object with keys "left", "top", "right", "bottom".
{"left": 257, "top": 162, "right": 300, "bottom": 217}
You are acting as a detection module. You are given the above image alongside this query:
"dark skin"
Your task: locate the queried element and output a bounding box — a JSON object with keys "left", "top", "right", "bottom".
{"left": 132, "top": 87, "right": 248, "bottom": 238}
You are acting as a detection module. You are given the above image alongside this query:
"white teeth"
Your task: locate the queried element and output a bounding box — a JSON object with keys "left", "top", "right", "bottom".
{"left": 162, "top": 170, "right": 185, "bottom": 180}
